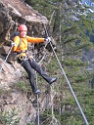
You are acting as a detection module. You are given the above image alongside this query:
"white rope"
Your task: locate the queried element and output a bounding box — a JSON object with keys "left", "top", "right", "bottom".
{"left": 49, "top": 86, "right": 61, "bottom": 125}
{"left": 38, "top": 11, "right": 55, "bottom": 65}
{"left": 0, "top": 44, "right": 13, "bottom": 73}
{"left": 35, "top": 73, "right": 40, "bottom": 125}
{"left": 38, "top": 42, "right": 49, "bottom": 65}
{"left": 43, "top": 24, "right": 89, "bottom": 125}
{"left": 36, "top": 93, "right": 40, "bottom": 125}
{"left": 34, "top": 50, "right": 40, "bottom": 125}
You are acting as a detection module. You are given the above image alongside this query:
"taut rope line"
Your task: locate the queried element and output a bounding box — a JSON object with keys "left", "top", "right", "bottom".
{"left": 0, "top": 43, "right": 13, "bottom": 73}
{"left": 43, "top": 24, "right": 89, "bottom": 125}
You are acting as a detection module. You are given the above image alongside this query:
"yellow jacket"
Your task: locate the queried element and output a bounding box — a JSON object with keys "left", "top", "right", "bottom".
{"left": 12, "top": 36, "right": 45, "bottom": 53}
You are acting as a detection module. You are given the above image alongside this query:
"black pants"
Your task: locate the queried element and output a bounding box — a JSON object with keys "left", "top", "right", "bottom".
{"left": 17, "top": 58, "right": 52, "bottom": 91}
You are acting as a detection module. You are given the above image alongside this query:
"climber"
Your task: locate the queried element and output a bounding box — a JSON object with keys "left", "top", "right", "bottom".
{"left": 11, "top": 24, "right": 57, "bottom": 94}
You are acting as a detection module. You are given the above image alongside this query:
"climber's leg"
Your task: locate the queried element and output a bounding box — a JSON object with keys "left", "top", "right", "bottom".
{"left": 29, "top": 59, "right": 57, "bottom": 85}
{"left": 17, "top": 58, "right": 40, "bottom": 94}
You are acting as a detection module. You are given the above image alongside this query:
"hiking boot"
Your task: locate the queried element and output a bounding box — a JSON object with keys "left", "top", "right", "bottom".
{"left": 49, "top": 78, "right": 57, "bottom": 85}
{"left": 33, "top": 89, "right": 41, "bottom": 94}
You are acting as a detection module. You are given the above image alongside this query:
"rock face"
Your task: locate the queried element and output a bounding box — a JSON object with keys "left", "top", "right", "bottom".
{"left": 0, "top": 0, "right": 48, "bottom": 84}
{"left": 2, "top": 0, "right": 48, "bottom": 24}
{"left": 0, "top": 1, "right": 58, "bottom": 124}
{"left": 0, "top": 1, "right": 51, "bottom": 124}
{"left": 0, "top": 58, "right": 23, "bottom": 88}
{"left": 0, "top": 0, "right": 48, "bottom": 45}
{"left": 0, "top": 91, "right": 36, "bottom": 125}
{"left": 0, "top": 89, "right": 51, "bottom": 125}
{"left": 0, "top": 1, "right": 13, "bottom": 43}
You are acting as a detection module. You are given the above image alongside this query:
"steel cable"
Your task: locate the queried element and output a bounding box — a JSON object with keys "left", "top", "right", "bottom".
{"left": 43, "top": 24, "right": 89, "bottom": 125}
{"left": 0, "top": 44, "right": 13, "bottom": 73}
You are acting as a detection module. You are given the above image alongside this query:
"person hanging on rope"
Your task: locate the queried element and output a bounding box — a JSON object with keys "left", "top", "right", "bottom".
{"left": 12, "top": 24, "right": 57, "bottom": 94}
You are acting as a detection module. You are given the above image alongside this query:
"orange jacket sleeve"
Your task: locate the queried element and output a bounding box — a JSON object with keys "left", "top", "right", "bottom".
{"left": 27, "top": 36, "right": 45, "bottom": 43}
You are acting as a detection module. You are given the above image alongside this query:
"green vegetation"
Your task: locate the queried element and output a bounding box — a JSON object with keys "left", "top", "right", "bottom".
{"left": 63, "top": 58, "right": 85, "bottom": 66}
{"left": 0, "top": 109, "right": 20, "bottom": 125}
{"left": 14, "top": 80, "right": 32, "bottom": 93}
{"left": 19, "top": 0, "right": 94, "bottom": 124}
{"left": 27, "top": 123, "right": 34, "bottom": 125}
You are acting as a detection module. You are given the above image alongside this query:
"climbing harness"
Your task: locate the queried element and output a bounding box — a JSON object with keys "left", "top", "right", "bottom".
{"left": 43, "top": 24, "right": 89, "bottom": 125}
{"left": 0, "top": 42, "right": 14, "bottom": 73}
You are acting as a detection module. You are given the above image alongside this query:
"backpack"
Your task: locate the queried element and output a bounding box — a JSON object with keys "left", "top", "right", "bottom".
{"left": 13, "top": 31, "right": 19, "bottom": 37}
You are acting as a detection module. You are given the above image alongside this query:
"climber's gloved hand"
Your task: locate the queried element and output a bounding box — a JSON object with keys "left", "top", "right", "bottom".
{"left": 11, "top": 42, "right": 16, "bottom": 47}
{"left": 45, "top": 37, "right": 51, "bottom": 43}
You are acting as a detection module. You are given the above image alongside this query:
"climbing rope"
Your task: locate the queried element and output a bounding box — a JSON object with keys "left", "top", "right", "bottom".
{"left": 50, "top": 86, "right": 61, "bottom": 125}
{"left": 33, "top": 49, "right": 40, "bottom": 125}
{"left": 38, "top": 41, "right": 49, "bottom": 65}
{"left": 36, "top": 94, "right": 40, "bottom": 125}
{"left": 43, "top": 24, "right": 89, "bottom": 125}
{"left": 35, "top": 74, "right": 40, "bottom": 125}
{"left": 38, "top": 11, "right": 55, "bottom": 65}
{"left": 0, "top": 42, "right": 13, "bottom": 73}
